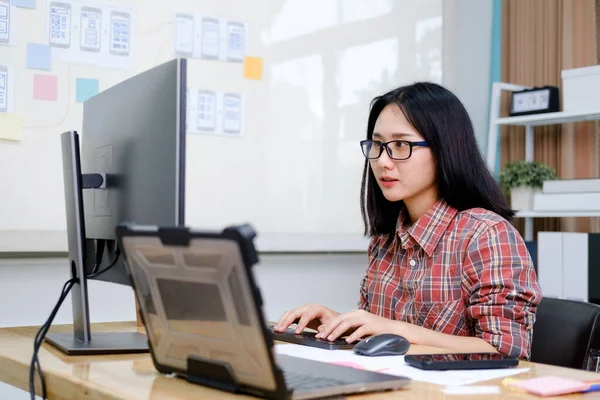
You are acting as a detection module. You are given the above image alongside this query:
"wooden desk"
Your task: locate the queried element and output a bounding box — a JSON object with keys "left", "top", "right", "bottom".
{"left": 1, "top": 322, "right": 600, "bottom": 399}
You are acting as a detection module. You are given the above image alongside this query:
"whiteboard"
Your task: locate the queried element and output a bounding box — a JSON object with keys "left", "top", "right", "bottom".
{"left": 0, "top": 0, "right": 443, "bottom": 252}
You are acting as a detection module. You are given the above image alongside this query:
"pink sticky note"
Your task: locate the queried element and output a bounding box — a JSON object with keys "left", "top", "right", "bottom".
{"left": 508, "top": 376, "right": 590, "bottom": 396}
{"left": 33, "top": 74, "right": 58, "bottom": 101}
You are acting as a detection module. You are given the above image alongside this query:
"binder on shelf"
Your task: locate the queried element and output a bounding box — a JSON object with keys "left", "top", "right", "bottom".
{"left": 537, "top": 232, "right": 563, "bottom": 299}
{"left": 537, "top": 232, "right": 600, "bottom": 305}
{"left": 561, "top": 233, "right": 588, "bottom": 303}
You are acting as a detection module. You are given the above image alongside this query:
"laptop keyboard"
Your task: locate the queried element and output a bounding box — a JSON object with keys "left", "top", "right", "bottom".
{"left": 283, "top": 370, "right": 352, "bottom": 391}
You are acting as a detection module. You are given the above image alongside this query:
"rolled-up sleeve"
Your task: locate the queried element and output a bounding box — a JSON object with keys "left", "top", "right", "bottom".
{"left": 463, "top": 221, "right": 542, "bottom": 359}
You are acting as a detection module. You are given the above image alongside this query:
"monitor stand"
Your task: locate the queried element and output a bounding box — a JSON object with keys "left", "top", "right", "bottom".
{"left": 45, "top": 131, "right": 148, "bottom": 356}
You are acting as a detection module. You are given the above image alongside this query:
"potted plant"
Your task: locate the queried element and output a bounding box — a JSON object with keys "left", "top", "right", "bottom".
{"left": 499, "top": 160, "right": 557, "bottom": 211}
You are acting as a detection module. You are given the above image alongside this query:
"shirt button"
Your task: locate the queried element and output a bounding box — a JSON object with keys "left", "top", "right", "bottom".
{"left": 409, "top": 259, "right": 416, "bottom": 267}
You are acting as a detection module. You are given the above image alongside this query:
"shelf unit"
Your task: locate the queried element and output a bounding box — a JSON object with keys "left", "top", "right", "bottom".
{"left": 486, "top": 82, "right": 600, "bottom": 241}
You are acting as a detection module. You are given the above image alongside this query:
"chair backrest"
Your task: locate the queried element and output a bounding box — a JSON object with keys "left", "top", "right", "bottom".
{"left": 530, "top": 297, "right": 600, "bottom": 369}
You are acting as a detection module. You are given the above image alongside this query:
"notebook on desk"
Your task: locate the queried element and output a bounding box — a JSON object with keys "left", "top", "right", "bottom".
{"left": 116, "top": 222, "right": 410, "bottom": 400}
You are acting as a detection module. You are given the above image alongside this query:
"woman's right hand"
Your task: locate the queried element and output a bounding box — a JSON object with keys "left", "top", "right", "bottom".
{"left": 273, "top": 304, "right": 339, "bottom": 334}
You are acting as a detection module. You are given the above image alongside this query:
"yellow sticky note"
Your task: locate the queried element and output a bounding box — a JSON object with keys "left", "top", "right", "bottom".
{"left": 243, "top": 56, "right": 263, "bottom": 80}
{"left": 0, "top": 114, "right": 23, "bottom": 142}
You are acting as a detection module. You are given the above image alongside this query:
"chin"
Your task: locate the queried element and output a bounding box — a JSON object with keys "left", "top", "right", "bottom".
{"left": 379, "top": 187, "right": 407, "bottom": 203}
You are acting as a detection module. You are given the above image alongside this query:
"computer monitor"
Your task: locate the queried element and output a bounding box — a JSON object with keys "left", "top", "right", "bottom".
{"left": 45, "top": 58, "right": 187, "bottom": 355}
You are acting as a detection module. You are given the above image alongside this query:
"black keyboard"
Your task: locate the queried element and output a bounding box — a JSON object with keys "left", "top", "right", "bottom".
{"left": 268, "top": 325, "right": 355, "bottom": 350}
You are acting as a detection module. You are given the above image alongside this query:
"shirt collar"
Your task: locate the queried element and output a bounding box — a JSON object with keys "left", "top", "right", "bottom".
{"left": 395, "top": 199, "right": 458, "bottom": 256}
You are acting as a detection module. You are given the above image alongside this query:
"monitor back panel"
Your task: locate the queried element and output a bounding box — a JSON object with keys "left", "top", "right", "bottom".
{"left": 81, "top": 58, "right": 186, "bottom": 243}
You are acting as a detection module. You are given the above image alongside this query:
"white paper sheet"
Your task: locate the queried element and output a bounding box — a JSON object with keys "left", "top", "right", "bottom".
{"left": 0, "top": 63, "right": 14, "bottom": 113}
{"left": 172, "top": 13, "right": 247, "bottom": 63}
{"left": 274, "top": 344, "right": 529, "bottom": 387}
{"left": 187, "top": 88, "right": 245, "bottom": 137}
{"left": 0, "top": 1, "right": 16, "bottom": 46}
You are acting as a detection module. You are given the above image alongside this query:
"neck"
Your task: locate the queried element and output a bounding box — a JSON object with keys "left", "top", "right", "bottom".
{"left": 404, "top": 189, "right": 439, "bottom": 225}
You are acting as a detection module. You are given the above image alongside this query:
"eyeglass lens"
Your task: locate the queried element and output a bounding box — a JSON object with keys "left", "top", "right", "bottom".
{"left": 362, "top": 140, "right": 411, "bottom": 160}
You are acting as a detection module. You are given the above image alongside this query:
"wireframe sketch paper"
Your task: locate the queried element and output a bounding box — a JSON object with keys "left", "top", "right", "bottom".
{"left": 172, "top": 12, "right": 247, "bottom": 62}
{"left": 47, "top": 0, "right": 133, "bottom": 70}
{"left": 0, "top": 0, "right": 17, "bottom": 46}
{"left": 274, "top": 344, "right": 529, "bottom": 387}
{"left": 0, "top": 64, "right": 15, "bottom": 113}
{"left": 173, "top": 12, "right": 194, "bottom": 57}
{"left": 187, "top": 88, "right": 245, "bottom": 137}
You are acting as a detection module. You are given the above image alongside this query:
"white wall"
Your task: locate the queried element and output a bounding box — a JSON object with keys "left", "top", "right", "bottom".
{"left": 442, "top": 0, "right": 494, "bottom": 152}
{"left": 0, "top": 253, "right": 367, "bottom": 328}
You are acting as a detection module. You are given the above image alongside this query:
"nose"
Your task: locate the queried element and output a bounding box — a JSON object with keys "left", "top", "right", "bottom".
{"left": 376, "top": 147, "right": 394, "bottom": 169}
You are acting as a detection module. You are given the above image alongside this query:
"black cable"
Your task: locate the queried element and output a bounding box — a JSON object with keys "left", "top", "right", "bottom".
{"left": 29, "top": 246, "right": 120, "bottom": 399}
{"left": 30, "top": 278, "right": 76, "bottom": 400}
{"left": 87, "top": 247, "right": 120, "bottom": 279}
{"left": 91, "top": 239, "right": 106, "bottom": 274}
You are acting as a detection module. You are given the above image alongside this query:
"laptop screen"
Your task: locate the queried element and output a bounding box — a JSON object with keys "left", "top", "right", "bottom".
{"left": 120, "top": 234, "right": 278, "bottom": 391}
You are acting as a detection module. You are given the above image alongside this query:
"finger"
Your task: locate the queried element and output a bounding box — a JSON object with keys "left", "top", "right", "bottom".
{"left": 315, "top": 315, "right": 342, "bottom": 339}
{"left": 346, "top": 325, "right": 369, "bottom": 343}
{"left": 275, "top": 309, "right": 303, "bottom": 332}
{"left": 326, "top": 318, "right": 356, "bottom": 341}
{"left": 273, "top": 310, "right": 291, "bottom": 331}
{"left": 316, "top": 311, "right": 358, "bottom": 338}
{"left": 295, "top": 309, "right": 321, "bottom": 334}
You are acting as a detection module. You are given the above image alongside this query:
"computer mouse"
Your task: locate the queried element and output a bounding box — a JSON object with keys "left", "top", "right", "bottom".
{"left": 352, "top": 333, "right": 410, "bottom": 357}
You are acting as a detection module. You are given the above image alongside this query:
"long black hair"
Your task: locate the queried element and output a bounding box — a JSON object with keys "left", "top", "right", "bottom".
{"left": 360, "top": 81, "right": 514, "bottom": 237}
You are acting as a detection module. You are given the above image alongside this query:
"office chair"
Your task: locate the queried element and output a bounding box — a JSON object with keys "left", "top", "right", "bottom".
{"left": 530, "top": 297, "right": 600, "bottom": 370}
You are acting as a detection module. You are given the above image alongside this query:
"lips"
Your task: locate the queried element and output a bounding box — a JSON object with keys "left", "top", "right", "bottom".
{"left": 380, "top": 176, "right": 398, "bottom": 188}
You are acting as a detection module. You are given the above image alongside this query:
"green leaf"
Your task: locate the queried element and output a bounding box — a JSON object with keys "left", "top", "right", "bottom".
{"left": 498, "top": 160, "right": 557, "bottom": 194}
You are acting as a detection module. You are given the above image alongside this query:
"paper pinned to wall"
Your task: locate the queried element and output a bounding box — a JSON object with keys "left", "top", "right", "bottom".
{"left": 0, "top": 0, "right": 17, "bottom": 46}
{"left": 26, "top": 43, "right": 52, "bottom": 70}
{"left": 46, "top": 0, "right": 134, "bottom": 70}
{"left": 0, "top": 113, "right": 23, "bottom": 141}
{"left": 243, "top": 56, "right": 263, "bottom": 80}
{"left": 172, "top": 13, "right": 247, "bottom": 63}
{"left": 33, "top": 74, "right": 58, "bottom": 101}
{"left": 75, "top": 77, "right": 99, "bottom": 103}
{"left": 187, "top": 88, "right": 244, "bottom": 137}
{"left": 12, "top": 0, "right": 36, "bottom": 9}
{"left": 0, "top": 64, "right": 14, "bottom": 113}
{"left": 274, "top": 344, "right": 529, "bottom": 387}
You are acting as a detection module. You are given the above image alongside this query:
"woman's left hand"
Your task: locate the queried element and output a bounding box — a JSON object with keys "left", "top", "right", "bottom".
{"left": 315, "top": 309, "right": 398, "bottom": 343}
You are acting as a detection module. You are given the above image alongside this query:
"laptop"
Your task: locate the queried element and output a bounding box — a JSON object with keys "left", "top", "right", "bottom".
{"left": 116, "top": 222, "right": 410, "bottom": 400}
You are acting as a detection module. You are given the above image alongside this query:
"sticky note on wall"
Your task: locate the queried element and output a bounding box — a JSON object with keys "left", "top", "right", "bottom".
{"left": 33, "top": 74, "right": 57, "bottom": 101}
{"left": 0, "top": 114, "right": 23, "bottom": 141}
{"left": 243, "top": 56, "right": 263, "bottom": 80}
{"left": 76, "top": 78, "right": 99, "bottom": 103}
{"left": 12, "top": 0, "right": 36, "bottom": 9}
{"left": 26, "top": 43, "right": 51, "bottom": 71}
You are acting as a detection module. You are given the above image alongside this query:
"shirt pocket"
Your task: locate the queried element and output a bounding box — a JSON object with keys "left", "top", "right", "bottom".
{"left": 412, "top": 299, "right": 466, "bottom": 334}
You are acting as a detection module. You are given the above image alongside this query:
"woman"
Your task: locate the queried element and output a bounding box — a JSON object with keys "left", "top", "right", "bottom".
{"left": 274, "top": 82, "right": 542, "bottom": 360}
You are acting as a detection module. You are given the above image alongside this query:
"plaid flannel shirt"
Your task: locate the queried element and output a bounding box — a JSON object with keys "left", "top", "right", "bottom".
{"left": 358, "top": 200, "right": 542, "bottom": 359}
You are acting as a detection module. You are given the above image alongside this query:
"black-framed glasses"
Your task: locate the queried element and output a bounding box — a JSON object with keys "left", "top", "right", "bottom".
{"left": 360, "top": 139, "right": 429, "bottom": 160}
